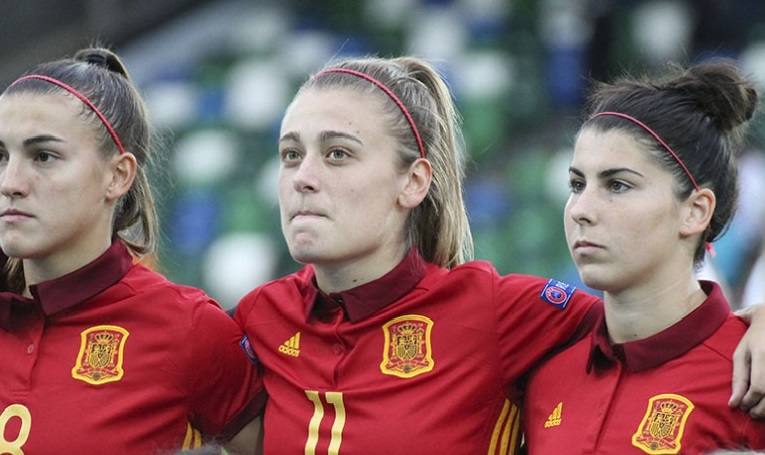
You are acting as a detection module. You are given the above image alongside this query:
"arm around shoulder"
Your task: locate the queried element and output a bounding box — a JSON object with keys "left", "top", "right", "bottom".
{"left": 731, "top": 302, "right": 765, "bottom": 418}
{"left": 186, "top": 298, "right": 266, "bottom": 437}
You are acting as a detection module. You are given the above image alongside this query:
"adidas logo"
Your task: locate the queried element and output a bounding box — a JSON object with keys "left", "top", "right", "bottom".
{"left": 278, "top": 332, "right": 300, "bottom": 357}
{"left": 544, "top": 402, "right": 562, "bottom": 428}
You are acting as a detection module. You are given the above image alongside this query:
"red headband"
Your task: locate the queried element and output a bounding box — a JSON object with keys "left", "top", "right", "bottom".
{"left": 314, "top": 68, "right": 426, "bottom": 158}
{"left": 590, "top": 111, "right": 700, "bottom": 191}
{"left": 8, "top": 74, "right": 127, "bottom": 155}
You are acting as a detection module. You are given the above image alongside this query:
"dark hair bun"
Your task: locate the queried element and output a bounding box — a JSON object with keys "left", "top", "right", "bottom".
{"left": 74, "top": 48, "right": 131, "bottom": 80}
{"left": 664, "top": 61, "right": 758, "bottom": 132}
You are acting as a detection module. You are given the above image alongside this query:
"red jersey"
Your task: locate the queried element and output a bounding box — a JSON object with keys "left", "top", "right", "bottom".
{"left": 0, "top": 241, "right": 264, "bottom": 454}
{"left": 235, "top": 249, "right": 600, "bottom": 455}
{"left": 523, "top": 281, "right": 765, "bottom": 454}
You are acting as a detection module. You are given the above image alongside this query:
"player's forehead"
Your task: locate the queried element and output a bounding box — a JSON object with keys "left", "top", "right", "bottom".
{"left": 0, "top": 92, "right": 97, "bottom": 148}
{"left": 572, "top": 127, "right": 658, "bottom": 171}
{"left": 280, "top": 88, "right": 388, "bottom": 143}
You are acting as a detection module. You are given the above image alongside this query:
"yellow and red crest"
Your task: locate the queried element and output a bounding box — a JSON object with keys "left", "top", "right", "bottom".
{"left": 632, "top": 393, "right": 694, "bottom": 454}
{"left": 71, "top": 325, "right": 129, "bottom": 385}
{"left": 380, "top": 314, "right": 434, "bottom": 378}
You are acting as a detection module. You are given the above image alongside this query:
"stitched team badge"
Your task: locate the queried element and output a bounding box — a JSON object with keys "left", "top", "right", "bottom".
{"left": 380, "top": 314, "right": 434, "bottom": 378}
{"left": 631, "top": 394, "right": 694, "bottom": 454}
{"left": 71, "top": 325, "right": 129, "bottom": 385}
{"left": 540, "top": 278, "right": 576, "bottom": 310}
{"left": 240, "top": 335, "right": 259, "bottom": 364}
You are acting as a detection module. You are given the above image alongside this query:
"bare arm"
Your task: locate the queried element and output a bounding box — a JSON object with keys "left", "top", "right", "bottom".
{"left": 731, "top": 303, "right": 765, "bottom": 417}
{"left": 223, "top": 416, "right": 263, "bottom": 455}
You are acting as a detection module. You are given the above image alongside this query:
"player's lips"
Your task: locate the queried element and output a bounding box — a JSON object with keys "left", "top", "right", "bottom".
{"left": 0, "top": 208, "right": 33, "bottom": 221}
{"left": 290, "top": 210, "right": 327, "bottom": 221}
{"left": 572, "top": 240, "right": 604, "bottom": 251}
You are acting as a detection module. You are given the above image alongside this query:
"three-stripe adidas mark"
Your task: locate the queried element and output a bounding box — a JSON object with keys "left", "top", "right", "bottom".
{"left": 279, "top": 332, "right": 301, "bottom": 357}
{"left": 544, "top": 402, "right": 562, "bottom": 428}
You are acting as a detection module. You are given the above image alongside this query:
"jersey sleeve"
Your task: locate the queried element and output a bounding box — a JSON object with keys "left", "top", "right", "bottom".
{"left": 185, "top": 298, "right": 266, "bottom": 439}
{"left": 492, "top": 272, "right": 602, "bottom": 389}
{"left": 740, "top": 417, "right": 765, "bottom": 448}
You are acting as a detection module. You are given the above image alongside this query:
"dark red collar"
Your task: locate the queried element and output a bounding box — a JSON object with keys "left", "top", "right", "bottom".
{"left": 588, "top": 281, "right": 729, "bottom": 372}
{"left": 306, "top": 248, "right": 427, "bottom": 322}
{"left": 0, "top": 241, "right": 133, "bottom": 327}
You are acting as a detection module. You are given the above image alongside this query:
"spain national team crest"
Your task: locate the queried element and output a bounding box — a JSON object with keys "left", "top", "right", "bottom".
{"left": 380, "top": 314, "right": 434, "bottom": 378}
{"left": 71, "top": 325, "right": 129, "bottom": 385}
{"left": 631, "top": 394, "right": 695, "bottom": 454}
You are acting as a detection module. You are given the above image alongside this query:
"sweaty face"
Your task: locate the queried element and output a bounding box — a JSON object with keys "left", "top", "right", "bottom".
{"left": 0, "top": 92, "right": 114, "bottom": 270}
{"left": 564, "top": 128, "right": 687, "bottom": 293}
{"left": 278, "top": 87, "right": 411, "bottom": 269}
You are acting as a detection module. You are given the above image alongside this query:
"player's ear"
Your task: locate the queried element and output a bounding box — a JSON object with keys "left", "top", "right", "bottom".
{"left": 679, "top": 188, "right": 715, "bottom": 238}
{"left": 104, "top": 152, "right": 137, "bottom": 202}
{"left": 398, "top": 158, "right": 432, "bottom": 209}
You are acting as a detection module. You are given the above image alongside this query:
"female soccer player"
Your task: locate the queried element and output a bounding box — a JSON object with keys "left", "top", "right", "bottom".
{"left": 523, "top": 61, "right": 765, "bottom": 453}
{"left": 234, "top": 57, "right": 765, "bottom": 454}
{"left": 0, "top": 48, "right": 263, "bottom": 454}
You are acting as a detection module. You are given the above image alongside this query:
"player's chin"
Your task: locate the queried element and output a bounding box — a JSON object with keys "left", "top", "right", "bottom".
{"left": 287, "top": 242, "right": 325, "bottom": 265}
{"left": 576, "top": 265, "right": 614, "bottom": 292}
{"left": 0, "top": 235, "right": 39, "bottom": 259}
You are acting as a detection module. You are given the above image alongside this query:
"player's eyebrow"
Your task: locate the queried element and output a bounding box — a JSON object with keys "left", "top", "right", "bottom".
{"left": 319, "top": 130, "right": 363, "bottom": 146}
{"left": 569, "top": 166, "right": 645, "bottom": 179}
{"left": 0, "top": 135, "right": 66, "bottom": 149}
{"left": 279, "top": 131, "right": 300, "bottom": 143}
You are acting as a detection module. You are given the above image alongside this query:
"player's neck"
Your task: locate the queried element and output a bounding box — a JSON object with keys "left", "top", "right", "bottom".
{"left": 603, "top": 273, "right": 706, "bottom": 344}
{"left": 313, "top": 243, "right": 408, "bottom": 294}
{"left": 22, "top": 231, "right": 113, "bottom": 297}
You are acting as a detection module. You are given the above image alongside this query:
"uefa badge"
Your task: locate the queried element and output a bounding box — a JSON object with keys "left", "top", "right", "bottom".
{"left": 631, "top": 394, "right": 694, "bottom": 454}
{"left": 540, "top": 278, "right": 576, "bottom": 310}
{"left": 380, "top": 314, "right": 434, "bottom": 379}
{"left": 72, "top": 325, "right": 129, "bottom": 385}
